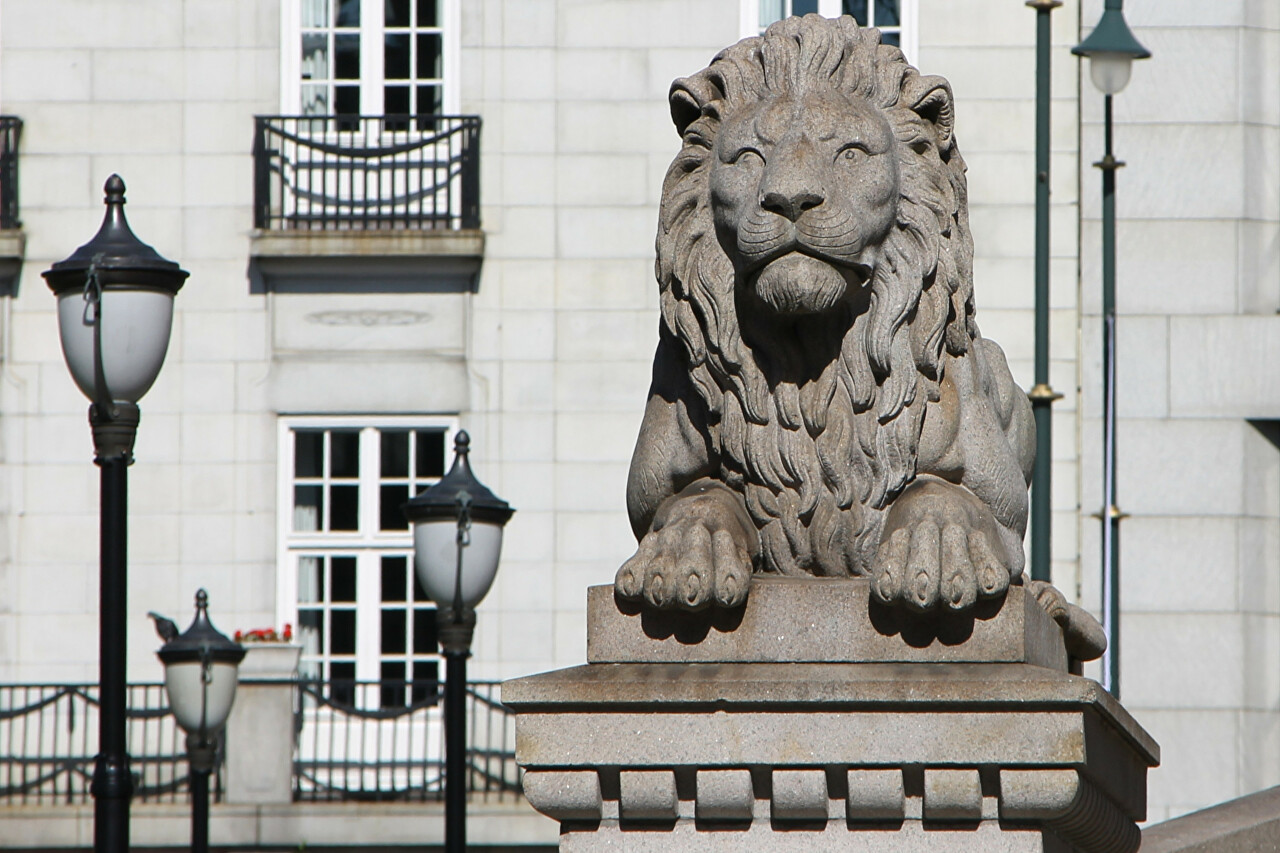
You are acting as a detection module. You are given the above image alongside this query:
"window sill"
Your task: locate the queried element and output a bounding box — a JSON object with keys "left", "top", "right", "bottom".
{"left": 248, "top": 228, "right": 484, "bottom": 294}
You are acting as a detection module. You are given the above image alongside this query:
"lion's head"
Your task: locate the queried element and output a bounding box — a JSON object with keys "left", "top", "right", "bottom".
{"left": 656, "top": 14, "right": 977, "bottom": 577}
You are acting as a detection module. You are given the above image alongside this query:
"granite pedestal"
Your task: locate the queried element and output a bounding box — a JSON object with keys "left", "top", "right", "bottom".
{"left": 504, "top": 578, "right": 1158, "bottom": 852}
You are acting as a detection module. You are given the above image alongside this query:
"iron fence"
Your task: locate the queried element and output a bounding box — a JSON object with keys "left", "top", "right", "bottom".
{"left": 253, "top": 114, "right": 481, "bottom": 231}
{"left": 294, "top": 679, "right": 519, "bottom": 803}
{"left": 0, "top": 683, "right": 214, "bottom": 805}
{"left": 0, "top": 116, "right": 21, "bottom": 229}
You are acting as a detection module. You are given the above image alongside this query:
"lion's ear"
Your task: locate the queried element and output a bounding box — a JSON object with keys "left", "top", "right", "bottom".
{"left": 670, "top": 74, "right": 723, "bottom": 137}
{"left": 906, "top": 75, "right": 955, "bottom": 150}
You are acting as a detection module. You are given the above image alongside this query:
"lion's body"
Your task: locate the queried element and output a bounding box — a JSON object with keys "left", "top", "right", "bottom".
{"left": 625, "top": 15, "right": 1034, "bottom": 586}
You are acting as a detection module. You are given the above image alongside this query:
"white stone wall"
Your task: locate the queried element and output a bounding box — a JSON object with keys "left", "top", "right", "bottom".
{"left": 1075, "top": 0, "right": 1280, "bottom": 822}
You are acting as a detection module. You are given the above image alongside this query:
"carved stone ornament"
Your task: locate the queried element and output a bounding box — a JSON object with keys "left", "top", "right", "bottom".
{"left": 615, "top": 14, "right": 1103, "bottom": 660}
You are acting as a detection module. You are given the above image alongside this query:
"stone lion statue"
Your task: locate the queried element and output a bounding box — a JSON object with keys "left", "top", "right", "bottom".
{"left": 615, "top": 15, "right": 1103, "bottom": 658}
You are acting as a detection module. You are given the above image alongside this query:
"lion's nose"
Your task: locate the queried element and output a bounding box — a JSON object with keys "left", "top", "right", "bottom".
{"left": 760, "top": 187, "right": 824, "bottom": 222}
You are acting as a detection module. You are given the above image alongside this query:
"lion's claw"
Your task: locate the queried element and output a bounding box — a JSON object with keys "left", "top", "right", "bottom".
{"left": 872, "top": 478, "right": 1012, "bottom": 615}
{"left": 616, "top": 516, "right": 752, "bottom": 612}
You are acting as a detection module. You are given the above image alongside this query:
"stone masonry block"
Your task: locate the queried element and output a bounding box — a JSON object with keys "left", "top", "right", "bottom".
{"left": 846, "top": 769, "right": 906, "bottom": 821}
{"left": 619, "top": 770, "right": 678, "bottom": 821}
{"left": 771, "top": 770, "right": 828, "bottom": 821}
{"left": 924, "top": 769, "right": 983, "bottom": 822}
{"left": 523, "top": 770, "right": 603, "bottom": 821}
{"left": 696, "top": 769, "right": 754, "bottom": 821}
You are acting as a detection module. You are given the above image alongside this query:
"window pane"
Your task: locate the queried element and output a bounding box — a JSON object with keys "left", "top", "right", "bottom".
{"left": 874, "top": 0, "right": 899, "bottom": 27}
{"left": 294, "top": 486, "right": 323, "bottom": 531}
{"left": 299, "top": 556, "right": 323, "bottom": 603}
{"left": 416, "top": 430, "right": 446, "bottom": 478}
{"left": 331, "top": 610, "right": 356, "bottom": 654}
{"left": 332, "top": 556, "right": 357, "bottom": 602}
{"left": 330, "top": 662, "right": 355, "bottom": 705}
{"left": 335, "top": 85, "right": 359, "bottom": 115}
{"left": 416, "top": 33, "right": 442, "bottom": 79}
{"left": 381, "top": 661, "right": 407, "bottom": 708}
{"left": 385, "top": 85, "right": 411, "bottom": 115}
{"left": 843, "top": 0, "right": 868, "bottom": 23}
{"left": 416, "top": 87, "right": 442, "bottom": 125}
{"left": 792, "top": 0, "right": 818, "bottom": 15}
{"left": 336, "top": 0, "right": 360, "bottom": 26}
{"left": 334, "top": 33, "right": 360, "bottom": 79}
{"left": 385, "top": 34, "right": 410, "bottom": 79}
{"left": 880, "top": 30, "right": 900, "bottom": 46}
{"left": 301, "top": 34, "right": 329, "bottom": 81}
{"left": 382, "top": 608, "right": 407, "bottom": 653}
{"left": 381, "top": 430, "right": 409, "bottom": 477}
{"left": 299, "top": 609, "right": 324, "bottom": 656}
{"left": 412, "top": 570, "right": 428, "bottom": 604}
{"left": 330, "top": 485, "right": 358, "bottom": 530}
{"left": 302, "top": 84, "right": 329, "bottom": 116}
{"left": 330, "top": 430, "right": 360, "bottom": 477}
{"left": 411, "top": 660, "right": 439, "bottom": 703}
{"left": 413, "top": 607, "right": 438, "bottom": 653}
{"left": 382, "top": 555, "right": 408, "bottom": 602}
{"left": 380, "top": 484, "right": 409, "bottom": 530}
{"left": 296, "top": 431, "right": 324, "bottom": 477}
{"left": 417, "top": 0, "right": 440, "bottom": 27}
{"left": 386, "top": 0, "right": 411, "bottom": 26}
{"left": 302, "top": 0, "right": 329, "bottom": 28}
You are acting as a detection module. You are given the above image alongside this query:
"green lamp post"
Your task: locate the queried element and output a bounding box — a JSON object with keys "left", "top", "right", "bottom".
{"left": 1073, "top": 0, "right": 1150, "bottom": 699}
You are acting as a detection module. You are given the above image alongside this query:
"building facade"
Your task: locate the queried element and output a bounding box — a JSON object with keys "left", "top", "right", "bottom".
{"left": 0, "top": 0, "right": 1274, "bottom": 833}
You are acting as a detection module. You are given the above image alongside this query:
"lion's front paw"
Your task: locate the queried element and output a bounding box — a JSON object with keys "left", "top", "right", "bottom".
{"left": 872, "top": 478, "right": 1011, "bottom": 614}
{"left": 615, "top": 515, "right": 753, "bottom": 611}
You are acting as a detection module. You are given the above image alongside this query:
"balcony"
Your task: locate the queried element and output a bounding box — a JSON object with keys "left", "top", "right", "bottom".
{"left": 249, "top": 114, "right": 484, "bottom": 294}
{"left": 0, "top": 115, "right": 24, "bottom": 295}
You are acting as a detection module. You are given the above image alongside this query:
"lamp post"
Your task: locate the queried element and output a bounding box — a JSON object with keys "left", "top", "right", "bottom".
{"left": 1025, "top": 0, "right": 1065, "bottom": 585}
{"left": 149, "top": 591, "right": 246, "bottom": 853}
{"left": 42, "top": 175, "right": 188, "bottom": 853}
{"left": 403, "top": 431, "right": 514, "bottom": 853}
{"left": 1073, "top": 1, "right": 1150, "bottom": 699}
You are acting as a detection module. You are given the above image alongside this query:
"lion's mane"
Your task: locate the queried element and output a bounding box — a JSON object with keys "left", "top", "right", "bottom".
{"left": 656, "top": 15, "right": 977, "bottom": 577}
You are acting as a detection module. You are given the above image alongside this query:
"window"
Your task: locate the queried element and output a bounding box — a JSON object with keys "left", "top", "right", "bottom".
{"left": 746, "top": 0, "right": 916, "bottom": 62}
{"left": 278, "top": 417, "right": 458, "bottom": 709}
{"left": 284, "top": 0, "right": 460, "bottom": 119}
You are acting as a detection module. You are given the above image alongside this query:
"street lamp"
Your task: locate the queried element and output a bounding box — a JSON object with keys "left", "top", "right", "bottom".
{"left": 150, "top": 590, "right": 246, "bottom": 853}
{"left": 403, "top": 431, "right": 514, "bottom": 853}
{"left": 1073, "top": 0, "right": 1150, "bottom": 700}
{"left": 42, "top": 174, "right": 188, "bottom": 853}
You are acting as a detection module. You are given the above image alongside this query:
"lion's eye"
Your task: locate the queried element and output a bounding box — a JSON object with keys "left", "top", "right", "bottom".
{"left": 730, "top": 148, "right": 764, "bottom": 166}
{"left": 837, "top": 143, "right": 868, "bottom": 162}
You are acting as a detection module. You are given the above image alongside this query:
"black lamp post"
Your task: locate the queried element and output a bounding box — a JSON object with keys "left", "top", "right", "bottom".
{"left": 404, "top": 431, "right": 514, "bottom": 853}
{"left": 1073, "top": 0, "right": 1150, "bottom": 699}
{"left": 150, "top": 590, "right": 246, "bottom": 853}
{"left": 41, "top": 175, "right": 188, "bottom": 853}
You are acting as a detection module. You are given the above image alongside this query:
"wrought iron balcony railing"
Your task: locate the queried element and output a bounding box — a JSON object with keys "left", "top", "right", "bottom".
{"left": 253, "top": 115, "right": 481, "bottom": 232}
{"left": 294, "top": 679, "right": 519, "bottom": 803}
{"left": 0, "top": 678, "right": 518, "bottom": 806}
{"left": 0, "top": 116, "right": 21, "bottom": 229}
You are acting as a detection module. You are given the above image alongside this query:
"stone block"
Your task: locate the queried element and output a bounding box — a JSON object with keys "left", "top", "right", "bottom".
{"left": 772, "top": 770, "right": 829, "bottom": 821}
{"left": 619, "top": 770, "right": 678, "bottom": 821}
{"left": 923, "top": 769, "right": 982, "bottom": 821}
{"left": 696, "top": 769, "right": 754, "bottom": 821}
{"left": 523, "top": 770, "right": 604, "bottom": 821}
{"left": 846, "top": 769, "right": 905, "bottom": 821}
{"left": 586, "top": 578, "right": 1069, "bottom": 670}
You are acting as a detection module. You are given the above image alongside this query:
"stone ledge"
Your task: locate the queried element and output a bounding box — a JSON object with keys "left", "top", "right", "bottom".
{"left": 249, "top": 228, "right": 484, "bottom": 258}
{"left": 589, "top": 577, "right": 1068, "bottom": 669}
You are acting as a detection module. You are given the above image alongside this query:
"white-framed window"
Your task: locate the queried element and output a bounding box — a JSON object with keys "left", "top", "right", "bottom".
{"left": 277, "top": 416, "right": 459, "bottom": 709}
{"left": 744, "top": 0, "right": 917, "bottom": 63}
{"left": 282, "top": 0, "right": 461, "bottom": 118}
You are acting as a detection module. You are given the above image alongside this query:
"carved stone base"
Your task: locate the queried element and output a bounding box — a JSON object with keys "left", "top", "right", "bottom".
{"left": 504, "top": 583, "right": 1159, "bottom": 852}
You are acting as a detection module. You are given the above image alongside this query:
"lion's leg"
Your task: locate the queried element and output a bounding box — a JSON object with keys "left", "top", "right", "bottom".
{"left": 616, "top": 479, "right": 757, "bottom": 611}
